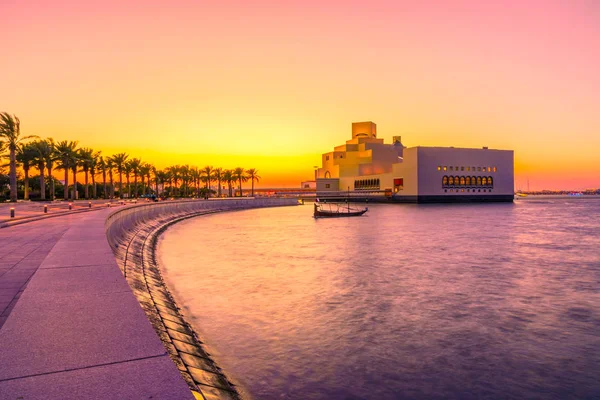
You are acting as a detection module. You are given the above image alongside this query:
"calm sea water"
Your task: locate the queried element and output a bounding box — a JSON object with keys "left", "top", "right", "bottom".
{"left": 158, "top": 198, "right": 600, "bottom": 400}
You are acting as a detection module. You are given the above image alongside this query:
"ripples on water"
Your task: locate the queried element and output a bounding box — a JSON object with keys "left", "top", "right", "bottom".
{"left": 158, "top": 198, "right": 600, "bottom": 400}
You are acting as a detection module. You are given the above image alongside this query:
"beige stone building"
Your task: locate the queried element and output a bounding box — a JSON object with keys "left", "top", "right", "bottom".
{"left": 316, "top": 122, "right": 514, "bottom": 203}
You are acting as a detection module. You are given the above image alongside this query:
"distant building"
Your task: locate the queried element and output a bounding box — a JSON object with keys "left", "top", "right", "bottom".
{"left": 300, "top": 181, "right": 316, "bottom": 190}
{"left": 315, "top": 121, "right": 514, "bottom": 203}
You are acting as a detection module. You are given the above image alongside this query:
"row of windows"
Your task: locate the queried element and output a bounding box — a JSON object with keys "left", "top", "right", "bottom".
{"left": 442, "top": 176, "right": 494, "bottom": 187}
{"left": 354, "top": 179, "right": 380, "bottom": 190}
{"left": 445, "top": 189, "right": 493, "bottom": 193}
{"left": 438, "top": 166, "right": 497, "bottom": 172}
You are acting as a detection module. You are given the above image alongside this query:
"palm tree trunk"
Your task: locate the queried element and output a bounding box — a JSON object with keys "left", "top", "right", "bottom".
{"left": 49, "top": 166, "right": 55, "bottom": 200}
{"left": 72, "top": 168, "right": 78, "bottom": 200}
{"left": 127, "top": 176, "right": 131, "bottom": 198}
{"left": 24, "top": 169, "right": 30, "bottom": 200}
{"left": 64, "top": 167, "right": 69, "bottom": 200}
{"left": 218, "top": 178, "right": 222, "bottom": 197}
{"left": 92, "top": 173, "right": 97, "bottom": 198}
{"left": 39, "top": 163, "right": 46, "bottom": 200}
{"left": 239, "top": 178, "right": 242, "bottom": 197}
{"left": 102, "top": 170, "right": 107, "bottom": 199}
{"left": 252, "top": 178, "right": 254, "bottom": 197}
{"left": 9, "top": 147, "right": 17, "bottom": 202}
{"left": 119, "top": 172, "right": 123, "bottom": 199}
{"left": 134, "top": 174, "right": 138, "bottom": 198}
{"left": 84, "top": 171, "right": 89, "bottom": 199}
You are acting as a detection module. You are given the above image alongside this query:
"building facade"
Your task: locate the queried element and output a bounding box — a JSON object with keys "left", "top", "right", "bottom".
{"left": 316, "top": 122, "right": 514, "bottom": 203}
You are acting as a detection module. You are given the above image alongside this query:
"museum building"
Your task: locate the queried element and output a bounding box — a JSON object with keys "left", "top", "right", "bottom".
{"left": 315, "top": 122, "right": 514, "bottom": 203}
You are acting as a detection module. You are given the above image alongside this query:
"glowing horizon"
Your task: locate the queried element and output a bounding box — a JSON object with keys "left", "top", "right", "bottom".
{"left": 2, "top": 0, "right": 599, "bottom": 190}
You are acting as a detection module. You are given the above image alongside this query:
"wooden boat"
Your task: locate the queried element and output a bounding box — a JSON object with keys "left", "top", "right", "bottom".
{"left": 314, "top": 202, "right": 368, "bottom": 218}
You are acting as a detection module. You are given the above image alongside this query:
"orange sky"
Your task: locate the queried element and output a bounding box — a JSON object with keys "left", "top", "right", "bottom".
{"left": 2, "top": 0, "right": 599, "bottom": 190}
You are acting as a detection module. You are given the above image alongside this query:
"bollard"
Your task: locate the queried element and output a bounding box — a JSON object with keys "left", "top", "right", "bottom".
{"left": 10, "top": 208, "right": 15, "bottom": 218}
{"left": 44, "top": 205, "right": 48, "bottom": 213}
{"left": 107, "top": 203, "right": 111, "bottom": 208}
{"left": 68, "top": 203, "right": 72, "bottom": 210}
{"left": 88, "top": 201, "right": 92, "bottom": 208}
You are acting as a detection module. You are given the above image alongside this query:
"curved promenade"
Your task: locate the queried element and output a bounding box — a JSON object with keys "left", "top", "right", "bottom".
{"left": 0, "top": 198, "right": 297, "bottom": 399}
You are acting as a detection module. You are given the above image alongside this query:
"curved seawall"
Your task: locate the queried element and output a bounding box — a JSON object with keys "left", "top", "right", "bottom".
{"left": 105, "top": 198, "right": 297, "bottom": 399}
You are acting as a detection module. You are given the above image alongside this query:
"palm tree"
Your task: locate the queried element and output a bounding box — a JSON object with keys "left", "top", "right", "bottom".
{"left": 214, "top": 168, "right": 223, "bottom": 197}
{"left": 79, "top": 147, "right": 94, "bottom": 199}
{"left": 0, "top": 112, "right": 37, "bottom": 201}
{"left": 16, "top": 143, "right": 37, "bottom": 200}
{"left": 246, "top": 168, "right": 261, "bottom": 197}
{"left": 138, "top": 163, "right": 149, "bottom": 196}
{"left": 89, "top": 151, "right": 100, "bottom": 198}
{"left": 70, "top": 151, "right": 82, "bottom": 200}
{"left": 233, "top": 167, "right": 247, "bottom": 197}
{"left": 110, "top": 153, "right": 128, "bottom": 199}
{"left": 106, "top": 158, "right": 115, "bottom": 198}
{"left": 152, "top": 166, "right": 160, "bottom": 195}
{"left": 54, "top": 140, "right": 79, "bottom": 200}
{"left": 223, "top": 169, "right": 234, "bottom": 197}
{"left": 44, "top": 138, "right": 57, "bottom": 200}
{"left": 98, "top": 156, "right": 108, "bottom": 199}
{"left": 169, "top": 165, "right": 181, "bottom": 197}
{"left": 180, "top": 164, "right": 190, "bottom": 197}
{"left": 189, "top": 166, "right": 199, "bottom": 197}
{"left": 202, "top": 166, "right": 214, "bottom": 198}
{"left": 30, "top": 140, "right": 53, "bottom": 200}
{"left": 124, "top": 160, "right": 133, "bottom": 198}
{"left": 129, "top": 158, "right": 142, "bottom": 198}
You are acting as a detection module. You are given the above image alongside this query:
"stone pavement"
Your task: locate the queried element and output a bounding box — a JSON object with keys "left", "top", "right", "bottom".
{"left": 0, "top": 208, "right": 193, "bottom": 399}
{"left": 0, "top": 219, "right": 69, "bottom": 328}
{"left": 0, "top": 199, "right": 132, "bottom": 227}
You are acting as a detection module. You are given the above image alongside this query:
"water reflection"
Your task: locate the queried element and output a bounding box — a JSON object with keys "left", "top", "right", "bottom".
{"left": 159, "top": 199, "right": 600, "bottom": 399}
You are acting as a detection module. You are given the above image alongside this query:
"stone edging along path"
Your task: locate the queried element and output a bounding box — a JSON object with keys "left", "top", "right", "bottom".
{"left": 106, "top": 198, "right": 298, "bottom": 400}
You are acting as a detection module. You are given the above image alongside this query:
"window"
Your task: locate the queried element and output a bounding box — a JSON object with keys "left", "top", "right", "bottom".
{"left": 477, "top": 177, "right": 482, "bottom": 186}
{"left": 394, "top": 178, "right": 403, "bottom": 192}
{"left": 448, "top": 176, "right": 454, "bottom": 185}
{"left": 488, "top": 176, "right": 493, "bottom": 186}
{"left": 465, "top": 176, "right": 471, "bottom": 186}
{"left": 493, "top": 167, "right": 497, "bottom": 172}
{"left": 467, "top": 167, "right": 470, "bottom": 171}
{"left": 461, "top": 189, "right": 465, "bottom": 192}
{"left": 455, "top": 176, "right": 461, "bottom": 186}
{"left": 437, "top": 166, "right": 441, "bottom": 171}
{"left": 460, "top": 177, "right": 466, "bottom": 186}
{"left": 444, "top": 189, "right": 447, "bottom": 192}
{"left": 455, "top": 166, "right": 459, "bottom": 171}
{"left": 461, "top": 166, "right": 464, "bottom": 171}
{"left": 325, "top": 184, "right": 330, "bottom": 188}
{"left": 477, "top": 167, "right": 481, "bottom": 171}
{"left": 449, "top": 166, "right": 453, "bottom": 171}
{"left": 442, "top": 176, "right": 448, "bottom": 186}
{"left": 487, "top": 167, "right": 491, "bottom": 172}
{"left": 443, "top": 166, "right": 447, "bottom": 171}
{"left": 482, "top": 177, "right": 488, "bottom": 186}
{"left": 326, "top": 155, "right": 330, "bottom": 161}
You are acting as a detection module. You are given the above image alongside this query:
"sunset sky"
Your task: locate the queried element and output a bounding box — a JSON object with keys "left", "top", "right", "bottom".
{"left": 2, "top": 0, "right": 599, "bottom": 190}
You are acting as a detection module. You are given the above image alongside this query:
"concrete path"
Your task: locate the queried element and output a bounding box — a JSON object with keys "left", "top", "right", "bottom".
{"left": 0, "top": 218, "right": 69, "bottom": 328}
{"left": 0, "top": 209, "right": 193, "bottom": 399}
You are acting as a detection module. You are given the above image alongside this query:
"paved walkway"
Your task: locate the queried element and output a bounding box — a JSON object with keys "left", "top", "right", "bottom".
{"left": 0, "top": 208, "right": 193, "bottom": 399}
{"left": 0, "top": 219, "right": 69, "bottom": 328}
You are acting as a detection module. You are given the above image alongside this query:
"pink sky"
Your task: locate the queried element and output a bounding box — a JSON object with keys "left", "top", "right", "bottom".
{"left": 2, "top": 0, "right": 599, "bottom": 189}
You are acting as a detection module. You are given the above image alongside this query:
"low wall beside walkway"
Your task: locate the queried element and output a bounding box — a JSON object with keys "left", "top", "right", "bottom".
{"left": 105, "top": 198, "right": 297, "bottom": 252}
